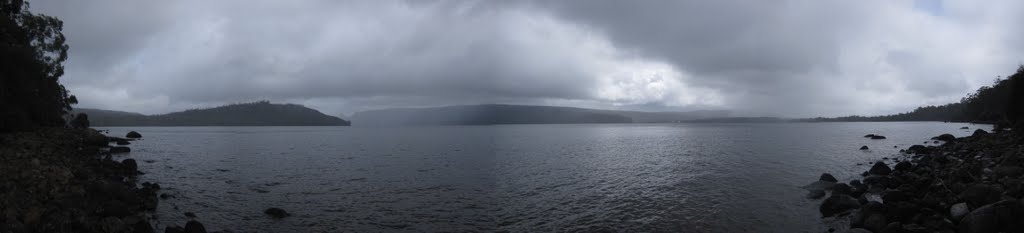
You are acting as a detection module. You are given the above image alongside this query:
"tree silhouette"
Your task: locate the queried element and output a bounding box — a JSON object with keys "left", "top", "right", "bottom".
{"left": 0, "top": 0, "right": 75, "bottom": 132}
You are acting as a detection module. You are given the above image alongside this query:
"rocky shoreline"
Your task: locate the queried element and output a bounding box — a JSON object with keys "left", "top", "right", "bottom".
{"left": 810, "top": 128, "right": 1024, "bottom": 233}
{"left": 0, "top": 128, "right": 211, "bottom": 233}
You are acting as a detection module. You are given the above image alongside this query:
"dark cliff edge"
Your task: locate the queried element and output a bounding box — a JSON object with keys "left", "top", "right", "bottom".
{"left": 72, "top": 101, "right": 350, "bottom": 126}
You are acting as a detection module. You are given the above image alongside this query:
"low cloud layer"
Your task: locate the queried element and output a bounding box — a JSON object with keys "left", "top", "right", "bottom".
{"left": 32, "top": 0, "right": 1024, "bottom": 117}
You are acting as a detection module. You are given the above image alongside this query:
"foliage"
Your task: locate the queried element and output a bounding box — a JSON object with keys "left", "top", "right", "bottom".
{"left": 0, "top": 0, "right": 75, "bottom": 132}
{"left": 811, "top": 66, "right": 1024, "bottom": 126}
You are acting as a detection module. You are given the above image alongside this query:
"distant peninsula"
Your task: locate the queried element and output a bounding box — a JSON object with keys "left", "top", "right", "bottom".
{"left": 350, "top": 104, "right": 729, "bottom": 126}
{"left": 73, "top": 101, "right": 351, "bottom": 126}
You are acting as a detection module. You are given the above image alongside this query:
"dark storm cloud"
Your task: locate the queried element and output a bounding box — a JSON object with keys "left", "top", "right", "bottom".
{"left": 29, "top": 0, "right": 1024, "bottom": 117}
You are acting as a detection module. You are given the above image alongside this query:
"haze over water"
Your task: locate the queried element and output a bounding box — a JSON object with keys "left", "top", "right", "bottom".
{"left": 101, "top": 122, "right": 986, "bottom": 232}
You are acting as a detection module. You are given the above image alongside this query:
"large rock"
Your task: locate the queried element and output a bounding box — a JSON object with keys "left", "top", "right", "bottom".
{"left": 931, "top": 133, "right": 956, "bottom": 142}
{"left": 264, "top": 207, "right": 290, "bottom": 218}
{"left": 820, "top": 173, "right": 838, "bottom": 182}
{"left": 110, "top": 146, "right": 131, "bottom": 154}
{"left": 184, "top": 220, "right": 207, "bottom": 233}
{"left": 894, "top": 161, "right": 913, "bottom": 171}
{"left": 950, "top": 202, "right": 970, "bottom": 221}
{"left": 820, "top": 194, "right": 860, "bottom": 217}
{"left": 862, "top": 213, "right": 887, "bottom": 232}
{"left": 906, "top": 145, "right": 931, "bottom": 154}
{"left": 973, "top": 129, "right": 989, "bottom": 137}
{"left": 126, "top": 131, "right": 142, "bottom": 139}
{"left": 869, "top": 162, "right": 892, "bottom": 176}
{"left": 958, "top": 200, "right": 1024, "bottom": 233}
{"left": 960, "top": 184, "right": 1002, "bottom": 207}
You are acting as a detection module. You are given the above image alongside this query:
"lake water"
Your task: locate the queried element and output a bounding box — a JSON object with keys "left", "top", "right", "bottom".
{"left": 99, "top": 122, "right": 988, "bottom": 232}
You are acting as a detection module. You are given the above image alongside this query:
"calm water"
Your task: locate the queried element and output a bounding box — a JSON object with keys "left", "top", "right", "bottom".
{"left": 99, "top": 122, "right": 988, "bottom": 232}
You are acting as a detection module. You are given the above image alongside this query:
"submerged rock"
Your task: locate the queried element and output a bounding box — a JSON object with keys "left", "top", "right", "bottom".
{"left": 961, "top": 126, "right": 970, "bottom": 129}
{"left": 807, "top": 189, "right": 826, "bottom": 199}
{"left": 126, "top": 131, "right": 142, "bottom": 139}
{"left": 264, "top": 208, "right": 290, "bottom": 218}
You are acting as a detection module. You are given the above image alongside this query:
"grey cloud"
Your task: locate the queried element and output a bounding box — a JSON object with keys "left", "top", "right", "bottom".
{"left": 29, "top": 0, "right": 1024, "bottom": 117}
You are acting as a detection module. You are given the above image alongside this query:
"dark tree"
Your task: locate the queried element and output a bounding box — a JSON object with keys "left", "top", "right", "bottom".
{"left": 69, "top": 113, "right": 88, "bottom": 129}
{"left": 0, "top": 0, "right": 75, "bottom": 132}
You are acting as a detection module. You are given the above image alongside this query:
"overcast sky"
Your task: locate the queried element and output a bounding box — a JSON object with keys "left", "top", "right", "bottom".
{"left": 31, "top": 0, "right": 1024, "bottom": 117}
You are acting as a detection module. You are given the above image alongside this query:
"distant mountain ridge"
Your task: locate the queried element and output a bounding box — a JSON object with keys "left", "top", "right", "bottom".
{"left": 73, "top": 101, "right": 350, "bottom": 126}
{"left": 351, "top": 104, "right": 729, "bottom": 126}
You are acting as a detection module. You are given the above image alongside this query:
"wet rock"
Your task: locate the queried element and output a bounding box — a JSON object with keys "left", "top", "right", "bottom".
{"left": 123, "top": 159, "right": 139, "bottom": 172}
{"left": 820, "top": 194, "right": 860, "bottom": 217}
{"left": 110, "top": 146, "right": 131, "bottom": 154}
{"left": 844, "top": 229, "right": 872, "bottom": 233}
{"left": 165, "top": 226, "right": 185, "bottom": 233}
{"left": 832, "top": 183, "right": 853, "bottom": 196}
{"left": 185, "top": 212, "right": 197, "bottom": 218}
{"left": 950, "top": 202, "right": 969, "bottom": 221}
{"left": 959, "top": 184, "right": 1002, "bottom": 207}
{"left": 906, "top": 145, "right": 931, "bottom": 154}
{"left": 184, "top": 220, "right": 207, "bottom": 233}
{"left": 807, "top": 189, "right": 826, "bottom": 199}
{"left": 993, "top": 165, "right": 1023, "bottom": 178}
{"left": 882, "top": 190, "right": 909, "bottom": 203}
{"left": 961, "top": 126, "right": 970, "bottom": 129}
{"left": 879, "top": 222, "right": 905, "bottom": 233}
{"left": 870, "top": 135, "right": 887, "bottom": 140}
{"left": 932, "top": 133, "right": 956, "bottom": 142}
{"left": 134, "top": 219, "right": 155, "bottom": 233}
{"left": 958, "top": 200, "right": 1024, "bottom": 233}
{"left": 894, "top": 161, "right": 913, "bottom": 171}
{"left": 126, "top": 131, "right": 142, "bottom": 139}
{"left": 869, "top": 162, "right": 892, "bottom": 176}
{"left": 973, "top": 129, "right": 988, "bottom": 137}
{"left": 860, "top": 146, "right": 869, "bottom": 150}
{"left": 160, "top": 193, "right": 174, "bottom": 199}
{"left": 116, "top": 139, "right": 131, "bottom": 145}
{"left": 264, "top": 208, "right": 290, "bottom": 218}
{"left": 862, "top": 213, "right": 887, "bottom": 232}
{"left": 820, "top": 173, "right": 839, "bottom": 182}
{"left": 85, "top": 130, "right": 110, "bottom": 146}
{"left": 864, "top": 134, "right": 876, "bottom": 138}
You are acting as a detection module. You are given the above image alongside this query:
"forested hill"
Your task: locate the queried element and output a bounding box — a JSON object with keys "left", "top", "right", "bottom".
{"left": 808, "top": 66, "right": 1024, "bottom": 126}
{"left": 73, "top": 101, "right": 350, "bottom": 126}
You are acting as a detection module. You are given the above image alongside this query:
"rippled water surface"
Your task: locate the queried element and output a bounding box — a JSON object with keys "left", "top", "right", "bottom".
{"left": 99, "top": 122, "right": 988, "bottom": 232}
